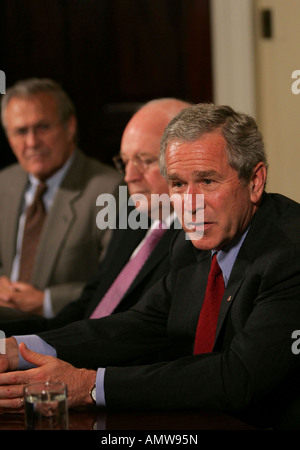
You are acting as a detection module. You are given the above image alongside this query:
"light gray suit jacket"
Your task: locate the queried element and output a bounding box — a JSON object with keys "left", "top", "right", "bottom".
{"left": 0, "top": 150, "right": 122, "bottom": 314}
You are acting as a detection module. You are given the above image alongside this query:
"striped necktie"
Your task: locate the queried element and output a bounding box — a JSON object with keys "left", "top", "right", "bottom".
{"left": 90, "top": 223, "right": 166, "bottom": 318}
{"left": 18, "top": 182, "right": 47, "bottom": 282}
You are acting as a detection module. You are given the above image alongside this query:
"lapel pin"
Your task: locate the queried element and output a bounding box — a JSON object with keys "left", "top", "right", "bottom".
{"left": 227, "top": 296, "right": 232, "bottom": 302}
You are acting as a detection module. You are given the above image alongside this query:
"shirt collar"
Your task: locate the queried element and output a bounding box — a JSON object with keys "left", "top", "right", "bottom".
{"left": 214, "top": 226, "right": 250, "bottom": 286}
{"left": 28, "top": 151, "right": 75, "bottom": 189}
{"left": 27, "top": 151, "right": 75, "bottom": 210}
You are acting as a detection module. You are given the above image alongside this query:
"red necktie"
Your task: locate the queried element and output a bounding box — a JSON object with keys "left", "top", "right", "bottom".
{"left": 18, "top": 182, "right": 47, "bottom": 283}
{"left": 90, "top": 223, "right": 166, "bottom": 318}
{"left": 193, "top": 253, "right": 225, "bottom": 354}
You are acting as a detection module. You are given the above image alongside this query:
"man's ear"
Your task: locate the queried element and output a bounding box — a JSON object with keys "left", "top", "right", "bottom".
{"left": 249, "top": 162, "right": 267, "bottom": 204}
{"left": 66, "top": 115, "right": 77, "bottom": 143}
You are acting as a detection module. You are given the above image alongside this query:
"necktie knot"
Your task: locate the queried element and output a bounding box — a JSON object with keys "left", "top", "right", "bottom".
{"left": 209, "top": 253, "right": 222, "bottom": 277}
{"left": 36, "top": 181, "right": 47, "bottom": 195}
{"left": 33, "top": 182, "right": 47, "bottom": 204}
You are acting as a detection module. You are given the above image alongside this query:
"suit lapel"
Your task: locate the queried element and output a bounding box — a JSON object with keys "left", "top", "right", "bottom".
{"left": 215, "top": 259, "right": 248, "bottom": 340}
{"left": 86, "top": 222, "right": 179, "bottom": 316}
{"left": 32, "top": 188, "right": 80, "bottom": 287}
{"left": 32, "top": 152, "right": 85, "bottom": 287}
{"left": 85, "top": 226, "right": 148, "bottom": 316}
{"left": 105, "top": 226, "right": 149, "bottom": 284}
{"left": 3, "top": 169, "right": 28, "bottom": 272}
{"left": 214, "top": 193, "right": 279, "bottom": 345}
{"left": 169, "top": 248, "right": 211, "bottom": 338}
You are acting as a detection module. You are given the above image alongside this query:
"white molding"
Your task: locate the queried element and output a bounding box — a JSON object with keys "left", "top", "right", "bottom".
{"left": 210, "top": 0, "right": 256, "bottom": 116}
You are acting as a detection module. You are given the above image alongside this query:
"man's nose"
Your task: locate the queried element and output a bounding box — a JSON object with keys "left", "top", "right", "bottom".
{"left": 185, "top": 186, "right": 204, "bottom": 212}
{"left": 24, "top": 129, "right": 40, "bottom": 147}
{"left": 124, "top": 160, "right": 143, "bottom": 183}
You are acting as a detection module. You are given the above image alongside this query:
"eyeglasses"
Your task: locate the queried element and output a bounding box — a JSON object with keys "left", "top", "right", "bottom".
{"left": 113, "top": 153, "right": 158, "bottom": 175}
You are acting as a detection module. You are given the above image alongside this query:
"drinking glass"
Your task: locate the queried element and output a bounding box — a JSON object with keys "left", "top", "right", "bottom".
{"left": 23, "top": 381, "right": 68, "bottom": 430}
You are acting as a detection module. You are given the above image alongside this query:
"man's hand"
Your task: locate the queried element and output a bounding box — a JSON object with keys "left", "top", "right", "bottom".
{"left": 0, "top": 276, "right": 15, "bottom": 303}
{"left": 0, "top": 343, "right": 97, "bottom": 412}
{"left": 0, "top": 337, "right": 19, "bottom": 373}
{"left": 0, "top": 280, "right": 44, "bottom": 315}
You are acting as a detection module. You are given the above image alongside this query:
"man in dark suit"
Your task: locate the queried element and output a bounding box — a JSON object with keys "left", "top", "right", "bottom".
{"left": 0, "top": 78, "right": 121, "bottom": 316}
{"left": 0, "top": 97, "right": 190, "bottom": 335}
{"left": 1, "top": 104, "right": 300, "bottom": 428}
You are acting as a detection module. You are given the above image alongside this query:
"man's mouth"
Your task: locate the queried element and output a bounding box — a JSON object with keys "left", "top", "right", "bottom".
{"left": 25, "top": 150, "right": 49, "bottom": 160}
{"left": 185, "top": 221, "right": 213, "bottom": 231}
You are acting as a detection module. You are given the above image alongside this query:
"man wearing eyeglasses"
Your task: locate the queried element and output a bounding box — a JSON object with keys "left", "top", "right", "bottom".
{"left": 113, "top": 100, "right": 179, "bottom": 219}
{"left": 0, "top": 97, "right": 190, "bottom": 335}
{"left": 0, "top": 78, "right": 121, "bottom": 318}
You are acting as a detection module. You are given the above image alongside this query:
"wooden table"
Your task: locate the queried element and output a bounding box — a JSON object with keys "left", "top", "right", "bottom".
{"left": 0, "top": 408, "right": 257, "bottom": 431}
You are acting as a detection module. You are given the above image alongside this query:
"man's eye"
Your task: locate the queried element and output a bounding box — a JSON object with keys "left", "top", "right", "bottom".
{"left": 15, "top": 128, "right": 28, "bottom": 136}
{"left": 36, "top": 123, "right": 51, "bottom": 132}
{"left": 171, "top": 181, "right": 183, "bottom": 188}
{"left": 202, "top": 179, "right": 213, "bottom": 185}
{"left": 138, "top": 157, "right": 157, "bottom": 167}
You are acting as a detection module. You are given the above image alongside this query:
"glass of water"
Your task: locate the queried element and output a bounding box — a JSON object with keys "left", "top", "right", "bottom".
{"left": 23, "top": 381, "right": 68, "bottom": 430}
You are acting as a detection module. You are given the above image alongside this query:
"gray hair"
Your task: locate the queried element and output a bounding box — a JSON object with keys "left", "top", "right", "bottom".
{"left": 160, "top": 103, "right": 267, "bottom": 183}
{"left": 1, "top": 78, "right": 76, "bottom": 131}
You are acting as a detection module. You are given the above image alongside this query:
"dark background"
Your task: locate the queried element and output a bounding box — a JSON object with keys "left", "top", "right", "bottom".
{"left": 0, "top": 0, "right": 212, "bottom": 170}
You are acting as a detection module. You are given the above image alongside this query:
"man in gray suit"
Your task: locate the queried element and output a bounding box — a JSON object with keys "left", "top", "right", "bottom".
{"left": 0, "top": 78, "right": 121, "bottom": 317}
{"left": 0, "top": 97, "right": 190, "bottom": 336}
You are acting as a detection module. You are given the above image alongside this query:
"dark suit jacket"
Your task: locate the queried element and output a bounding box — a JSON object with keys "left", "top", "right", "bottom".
{"left": 37, "top": 192, "right": 300, "bottom": 427}
{"left": 0, "top": 220, "right": 180, "bottom": 335}
{"left": 0, "top": 150, "right": 122, "bottom": 313}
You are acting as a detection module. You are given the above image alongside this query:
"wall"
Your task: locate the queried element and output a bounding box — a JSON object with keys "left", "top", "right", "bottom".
{"left": 211, "top": 0, "right": 300, "bottom": 202}
{"left": 0, "top": 0, "right": 212, "bottom": 170}
{"left": 254, "top": 0, "right": 300, "bottom": 202}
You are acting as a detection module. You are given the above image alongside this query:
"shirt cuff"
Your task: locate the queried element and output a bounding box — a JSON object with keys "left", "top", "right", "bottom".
{"left": 14, "top": 334, "right": 57, "bottom": 369}
{"left": 96, "top": 368, "right": 106, "bottom": 406}
{"left": 43, "top": 288, "right": 55, "bottom": 318}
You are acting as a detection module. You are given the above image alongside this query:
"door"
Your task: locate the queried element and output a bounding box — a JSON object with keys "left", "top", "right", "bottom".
{"left": 254, "top": 0, "right": 300, "bottom": 202}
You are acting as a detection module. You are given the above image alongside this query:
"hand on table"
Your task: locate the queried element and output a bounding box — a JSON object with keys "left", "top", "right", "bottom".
{"left": 0, "top": 343, "right": 97, "bottom": 413}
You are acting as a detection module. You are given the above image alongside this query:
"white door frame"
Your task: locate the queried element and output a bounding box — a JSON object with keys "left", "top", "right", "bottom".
{"left": 210, "top": 0, "right": 256, "bottom": 116}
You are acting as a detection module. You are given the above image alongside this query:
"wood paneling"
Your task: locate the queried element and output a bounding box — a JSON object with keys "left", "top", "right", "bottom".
{"left": 0, "top": 0, "right": 212, "bottom": 169}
